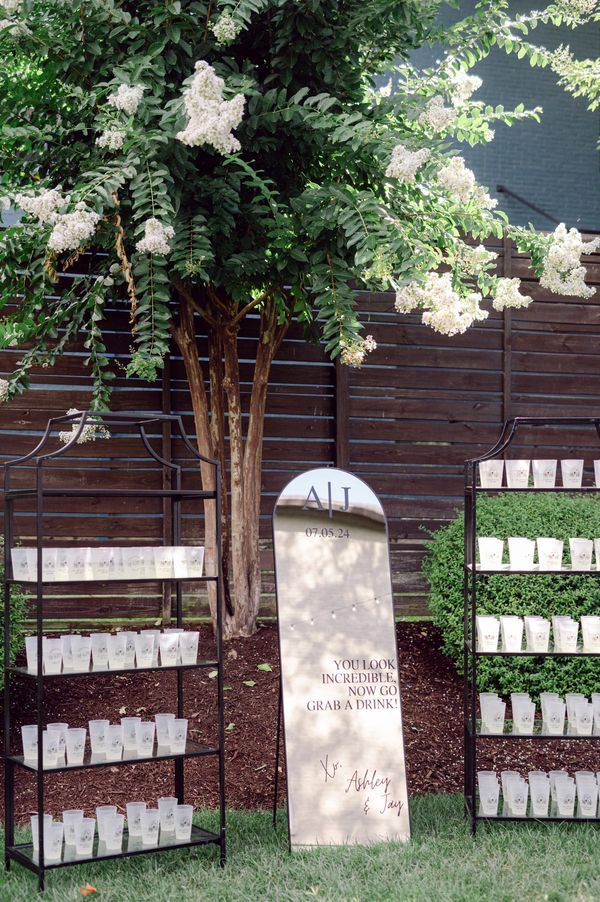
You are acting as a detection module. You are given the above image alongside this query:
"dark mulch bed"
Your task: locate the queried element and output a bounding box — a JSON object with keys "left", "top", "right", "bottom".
{"left": 2, "top": 622, "right": 597, "bottom": 823}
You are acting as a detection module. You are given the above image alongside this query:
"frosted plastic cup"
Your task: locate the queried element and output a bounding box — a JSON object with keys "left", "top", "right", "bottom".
{"left": 500, "top": 771, "right": 520, "bottom": 815}
{"left": 172, "top": 546, "right": 188, "bottom": 578}
{"left": 135, "top": 721, "right": 156, "bottom": 756}
{"left": 594, "top": 460, "right": 600, "bottom": 488}
{"left": 549, "top": 771, "right": 568, "bottom": 806}
{"left": 480, "top": 697, "right": 505, "bottom": 734}
{"left": 55, "top": 547, "right": 70, "bottom": 582}
{"left": 43, "top": 822, "right": 64, "bottom": 862}
{"left": 140, "top": 629, "right": 161, "bottom": 666}
{"left": 42, "top": 547, "right": 58, "bottom": 582}
{"left": 154, "top": 547, "right": 173, "bottom": 579}
{"left": 42, "top": 729, "right": 59, "bottom": 766}
{"left": 75, "top": 817, "right": 96, "bottom": 856}
{"left": 65, "top": 547, "right": 91, "bottom": 581}
{"left": 558, "top": 620, "right": 579, "bottom": 653}
{"left": 508, "top": 537, "right": 535, "bottom": 570}
{"left": 540, "top": 692, "right": 560, "bottom": 720}
{"left": 62, "top": 809, "right": 84, "bottom": 845}
{"left": 141, "top": 808, "right": 160, "bottom": 845}
{"left": 47, "top": 722, "right": 68, "bottom": 758}
{"left": 505, "top": 459, "right": 530, "bottom": 489}
{"left": 575, "top": 702, "right": 594, "bottom": 736}
{"left": 158, "top": 796, "right": 178, "bottom": 832}
{"left": 581, "top": 616, "right": 600, "bottom": 652}
{"left": 477, "top": 772, "right": 499, "bottom": 816}
{"left": 175, "top": 804, "right": 194, "bottom": 841}
{"left": 555, "top": 779, "right": 576, "bottom": 817}
{"left": 107, "top": 634, "right": 127, "bottom": 670}
{"left": 121, "top": 716, "right": 141, "bottom": 752}
{"left": 122, "top": 631, "right": 137, "bottom": 668}
{"left": 525, "top": 617, "right": 550, "bottom": 652}
{"left": 159, "top": 633, "right": 179, "bottom": 667}
{"left": 536, "top": 537, "right": 563, "bottom": 570}
{"left": 566, "top": 693, "right": 586, "bottom": 729}
{"left": 478, "top": 459, "right": 504, "bottom": 489}
{"left": 513, "top": 699, "right": 535, "bottom": 735}
{"left": 25, "top": 636, "right": 39, "bottom": 673}
{"left": 126, "top": 802, "right": 146, "bottom": 837}
{"left": 105, "top": 813, "right": 125, "bottom": 851}
{"left": 578, "top": 782, "right": 599, "bottom": 818}
{"left": 65, "top": 728, "right": 86, "bottom": 765}
{"left": 569, "top": 538, "right": 593, "bottom": 571}
{"left": 186, "top": 546, "right": 204, "bottom": 577}
{"left": 476, "top": 615, "right": 499, "bottom": 652}
{"left": 89, "top": 719, "right": 110, "bottom": 755}
{"left": 543, "top": 700, "right": 566, "bottom": 736}
{"left": 561, "top": 458, "right": 584, "bottom": 489}
{"left": 109, "top": 546, "right": 124, "bottom": 579}
{"left": 168, "top": 718, "right": 188, "bottom": 754}
{"left": 179, "top": 631, "right": 200, "bottom": 665}
{"left": 532, "top": 459, "right": 557, "bottom": 489}
{"left": 500, "top": 616, "right": 523, "bottom": 652}
{"left": 11, "top": 546, "right": 36, "bottom": 581}
{"left": 106, "top": 725, "right": 123, "bottom": 761}
{"left": 22, "top": 724, "right": 38, "bottom": 759}
{"left": 31, "top": 814, "right": 52, "bottom": 852}
{"left": 96, "top": 805, "right": 117, "bottom": 842}
{"left": 90, "top": 547, "right": 112, "bottom": 581}
{"left": 43, "top": 638, "right": 62, "bottom": 675}
{"left": 155, "top": 713, "right": 175, "bottom": 747}
{"left": 70, "top": 635, "right": 92, "bottom": 672}
{"left": 477, "top": 538, "right": 504, "bottom": 570}
{"left": 121, "top": 547, "right": 145, "bottom": 579}
{"left": 529, "top": 774, "right": 550, "bottom": 817}
{"left": 506, "top": 777, "right": 528, "bottom": 817}
{"left": 91, "top": 633, "right": 110, "bottom": 668}
{"left": 134, "top": 634, "right": 154, "bottom": 669}
{"left": 60, "top": 635, "right": 76, "bottom": 670}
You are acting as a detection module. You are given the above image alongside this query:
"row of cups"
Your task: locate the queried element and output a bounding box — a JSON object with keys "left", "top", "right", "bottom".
{"left": 478, "top": 770, "right": 600, "bottom": 819}
{"left": 476, "top": 614, "right": 599, "bottom": 653}
{"left": 31, "top": 800, "right": 195, "bottom": 862}
{"left": 477, "top": 536, "right": 599, "bottom": 570}
{"left": 25, "top": 628, "right": 200, "bottom": 674}
{"left": 21, "top": 714, "right": 189, "bottom": 767}
{"left": 478, "top": 459, "right": 597, "bottom": 489}
{"left": 10, "top": 545, "right": 204, "bottom": 583}
{"left": 479, "top": 691, "right": 600, "bottom": 737}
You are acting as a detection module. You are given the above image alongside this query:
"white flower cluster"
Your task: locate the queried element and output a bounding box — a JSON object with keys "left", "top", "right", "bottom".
{"left": 0, "top": 0, "right": 22, "bottom": 13}
{"left": 340, "top": 335, "right": 377, "bottom": 368}
{"left": 47, "top": 203, "right": 101, "bottom": 254}
{"left": 15, "top": 188, "right": 63, "bottom": 223}
{"left": 457, "top": 243, "right": 498, "bottom": 274}
{"left": 176, "top": 61, "right": 245, "bottom": 154}
{"left": 385, "top": 144, "right": 431, "bottom": 182}
{"left": 0, "top": 378, "right": 10, "bottom": 403}
{"left": 395, "top": 272, "right": 488, "bottom": 336}
{"left": 492, "top": 277, "right": 532, "bottom": 311}
{"left": 450, "top": 70, "right": 482, "bottom": 104}
{"left": 211, "top": 12, "right": 242, "bottom": 45}
{"left": 107, "top": 83, "right": 145, "bottom": 116}
{"left": 417, "top": 95, "right": 457, "bottom": 133}
{"left": 540, "top": 223, "right": 600, "bottom": 298}
{"left": 58, "top": 409, "right": 110, "bottom": 445}
{"left": 96, "top": 128, "right": 126, "bottom": 151}
{"left": 437, "top": 156, "right": 497, "bottom": 210}
{"left": 135, "top": 218, "right": 175, "bottom": 255}
{"left": 554, "top": 0, "right": 597, "bottom": 22}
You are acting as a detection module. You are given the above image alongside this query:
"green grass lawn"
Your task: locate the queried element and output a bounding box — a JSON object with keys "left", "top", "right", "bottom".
{"left": 3, "top": 794, "right": 600, "bottom": 901}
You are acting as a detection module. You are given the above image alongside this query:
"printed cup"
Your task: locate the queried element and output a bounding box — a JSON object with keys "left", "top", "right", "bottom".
{"left": 62, "top": 809, "right": 84, "bottom": 845}
{"left": 91, "top": 633, "right": 110, "bottom": 669}
{"left": 500, "top": 771, "right": 520, "bottom": 815}
{"left": 135, "top": 721, "right": 156, "bottom": 756}
{"left": 529, "top": 774, "right": 550, "bottom": 817}
{"left": 581, "top": 616, "right": 600, "bottom": 652}
{"left": 555, "top": 778, "right": 576, "bottom": 817}
{"left": 42, "top": 730, "right": 59, "bottom": 767}
{"left": 110, "top": 546, "right": 124, "bottom": 580}
{"left": 172, "top": 546, "right": 188, "bottom": 578}
{"left": 106, "top": 725, "right": 123, "bottom": 761}
{"left": 561, "top": 458, "right": 584, "bottom": 489}
{"left": 478, "top": 459, "right": 504, "bottom": 489}
{"left": 500, "top": 616, "right": 523, "bottom": 653}
{"left": 47, "top": 722, "right": 68, "bottom": 758}
{"left": 65, "top": 728, "right": 87, "bottom": 765}
{"left": 55, "top": 547, "right": 70, "bottom": 582}
{"left": 480, "top": 695, "right": 505, "bottom": 734}
{"left": 476, "top": 616, "right": 499, "bottom": 653}
{"left": 31, "top": 814, "right": 52, "bottom": 852}
{"left": 44, "top": 822, "right": 64, "bottom": 862}
{"left": 75, "top": 817, "right": 96, "bottom": 856}
{"left": 532, "top": 459, "right": 557, "bottom": 489}
{"left": 569, "top": 538, "right": 593, "bottom": 571}
{"left": 104, "top": 813, "right": 125, "bottom": 851}
{"left": 540, "top": 692, "right": 560, "bottom": 721}
{"left": 107, "top": 634, "right": 127, "bottom": 670}
{"left": 477, "top": 772, "right": 499, "bottom": 816}
{"left": 154, "top": 547, "right": 173, "bottom": 579}
{"left": 11, "top": 547, "right": 36, "bottom": 582}
{"left": 126, "top": 802, "right": 146, "bottom": 837}
{"left": 140, "top": 629, "right": 161, "bottom": 667}
{"left": 25, "top": 636, "right": 39, "bottom": 674}
{"left": 159, "top": 633, "right": 179, "bottom": 667}
{"left": 122, "top": 631, "right": 137, "bottom": 668}
{"left": 578, "top": 783, "right": 599, "bottom": 818}
{"left": 543, "top": 700, "right": 566, "bottom": 736}
{"left": 141, "top": 808, "right": 160, "bottom": 846}
{"left": 43, "top": 638, "right": 62, "bottom": 675}
{"left": 42, "top": 548, "right": 58, "bottom": 582}
{"left": 506, "top": 777, "right": 528, "bottom": 817}
{"left": 89, "top": 719, "right": 110, "bottom": 755}
{"left": 121, "top": 547, "right": 146, "bottom": 580}
{"left": 96, "top": 805, "right": 117, "bottom": 842}
{"left": 158, "top": 796, "right": 178, "bottom": 832}
{"left": 477, "top": 538, "right": 504, "bottom": 570}
{"left": 175, "top": 804, "right": 194, "bottom": 841}
{"left": 21, "top": 724, "right": 38, "bottom": 760}
{"left": 186, "top": 546, "right": 204, "bottom": 578}
{"left": 60, "top": 635, "right": 76, "bottom": 670}
{"left": 155, "top": 713, "right": 175, "bottom": 747}
{"left": 179, "top": 631, "right": 200, "bottom": 666}
{"left": 549, "top": 771, "right": 569, "bottom": 805}
{"left": 508, "top": 537, "right": 535, "bottom": 570}
{"left": 121, "top": 716, "right": 141, "bottom": 752}
{"left": 89, "top": 547, "right": 112, "bottom": 581}
{"left": 134, "top": 634, "right": 154, "bottom": 669}
{"left": 65, "top": 547, "right": 91, "bottom": 581}
{"left": 512, "top": 699, "right": 536, "bottom": 735}
{"left": 505, "top": 459, "right": 530, "bottom": 489}
{"left": 594, "top": 460, "right": 600, "bottom": 488}
{"left": 556, "top": 620, "right": 578, "bottom": 653}
{"left": 575, "top": 702, "right": 594, "bottom": 736}
{"left": 536, "top": 538, "right": 563, "bottom": 570}
{"left": 566, "top": 693, "right": 586, "bottom": 729}
{"left": 168, "top": 718, "right": 188, "bottom": 754}
{"left": 70, "top": 635, "right": 92, "bottom": 672}
{"left": 139, "top": 546, "right": 157, "bottom": 579}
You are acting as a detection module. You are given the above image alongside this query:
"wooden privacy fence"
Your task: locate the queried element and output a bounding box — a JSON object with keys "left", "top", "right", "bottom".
{"left": 1, "top": 235, "right": 600, "bottom": 628}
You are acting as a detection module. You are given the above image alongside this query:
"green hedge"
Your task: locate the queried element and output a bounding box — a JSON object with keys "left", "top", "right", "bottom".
{"left": 0, "top": 538, "right": 27, "bottom": 690}
{"left": 423, "top": 492, "right": 600, "bottom": 698}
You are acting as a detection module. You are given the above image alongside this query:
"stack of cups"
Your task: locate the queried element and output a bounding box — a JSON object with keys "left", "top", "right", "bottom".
{"left": 536, "top": 538, "right": 563, "bottom": 570}
{"left": 510, "top": 693, "right": 536, "bottom": 735}
{"left": 505, "top": 460, "right": 530, "bottom": 489}
{"left": 581, "top": 616, "right": 600, "bottom": 652}
{"left": 477, "top": 771, "right": 500, "bottom": 816}
{"left": 553, "top": 617, "right": 579, "bottom": 652}
{"left": 477, "top": 538, "right": 504, "bottom": 570}
{"left": 475, "top": 615, "right": 499, "bottom": 652}
{"left": 524, "top": 616, "right": 550, "bottom": 652}
{"left": 528, "top": 772, "right": 550, "bottom": 817}
{"left": 570, "top": 538, "right": 594, "bottom": 571}
{"left": 592, "top": 694, "right": 600, "bottom": 734}
{"left": 500, "top": 616, "right": 523, "bottom": 652}
{"left": 508, "top": 537, "right": 535, "bottom": 570}
{"left": 576, "top": 772, "right": 599, "bottom": 818}
{"left": 561, "top": 459, "right": 584, "bottom": 488}
{"left": 540, "top": 693, "right": 566, "bottom": 735}
{"left": 478, "top": 459, "right": 504, "bottom": 488}
{"left": 565, "top": 693, "right": 586, "bottom": 734}
{"left": 532, "top": 459, "right": 557, "bottom": 488}
{"left": 62, "top": 809, "right": 84, "bottom": 846}
{"left": 502, "top": 772, "right": 529, "bottom": 816}
{"left": 479, "top": 693, "right": 506, "bottom": 734}
{"left": 553, "top": 772, "right": 576, "bottom": 817}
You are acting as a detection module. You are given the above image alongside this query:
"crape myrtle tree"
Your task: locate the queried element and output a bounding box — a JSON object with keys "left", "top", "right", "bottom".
{"left": 0, "top": 0, "right": 598, "bottom": 637}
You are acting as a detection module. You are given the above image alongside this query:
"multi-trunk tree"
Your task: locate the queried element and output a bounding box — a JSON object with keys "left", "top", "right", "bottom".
{"left": 0, "top": 0, "right": 598, "bottom": 637}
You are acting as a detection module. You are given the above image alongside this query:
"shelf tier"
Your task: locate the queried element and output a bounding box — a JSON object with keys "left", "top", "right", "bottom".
{"left": 465, "top": 641, "right": 600, "bottom": 657}
{"left": 468, "top": 487, "right": 600, "bottom": 494}
{"left": 465, "top": 564, "right": 600, "bottom": 574}
{"left": 4, "top": 488, "right": 217, "bottom": 500}
{"left": 469, "top": 719, "right": 600, "bottom": 740}
{"left": 5, "top": 824, "right": 220, "bottom": 875}
{"left": 7, "top": 575, "right": 217, "bottom": 585}
{"left": 8, "top": 658, "right": 218, "bottom": 680}
{"left": 475, "top": 813, "right": 600, "bottom": 823}
{"left": 7, "top": 739, "right": 218, "bottom": 773}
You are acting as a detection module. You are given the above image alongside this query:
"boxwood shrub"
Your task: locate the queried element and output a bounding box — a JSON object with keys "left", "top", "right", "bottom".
{"left": 0, "top": 537, "right": 27, "bottom": 690}
{"left": 423, "top": 492, "right": 600, "bottom": 698}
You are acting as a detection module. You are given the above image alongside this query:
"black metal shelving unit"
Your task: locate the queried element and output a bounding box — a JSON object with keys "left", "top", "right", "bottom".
{"left": 3, "top": 411, "right": 226, "bottom": 891}
{"left": 464, "top": 416, "right": 600, "bottom": 833}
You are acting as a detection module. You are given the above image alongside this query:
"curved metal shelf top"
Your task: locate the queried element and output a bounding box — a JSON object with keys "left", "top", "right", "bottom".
{"left": 465, "top": 416, "right": 600, "bottom": 466}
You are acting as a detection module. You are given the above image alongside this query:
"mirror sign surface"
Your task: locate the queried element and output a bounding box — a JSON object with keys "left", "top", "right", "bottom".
{"left": 273, "top": 468, "right": 410, "bottom": 849}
